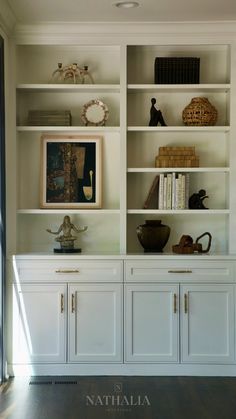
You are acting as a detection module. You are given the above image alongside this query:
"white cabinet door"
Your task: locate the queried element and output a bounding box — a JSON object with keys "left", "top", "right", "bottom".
{"left": 12, "top": 284, "right": 67, "bottom": 363}
{"left": 125, "top": 284, "right": 179, "bottom": 362}
{"left": 181, "top": 284, "right": 235, "bottom": 363}
{"left": 69, "top": 284, "right": 123, "bottom": 362}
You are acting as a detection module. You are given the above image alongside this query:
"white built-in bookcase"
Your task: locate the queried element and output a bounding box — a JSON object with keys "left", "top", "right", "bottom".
{"left": 14, "top": 38, "right": 236, "bottom": 255}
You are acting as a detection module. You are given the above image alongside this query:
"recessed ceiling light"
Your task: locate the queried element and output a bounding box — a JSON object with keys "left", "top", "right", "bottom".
{"left": 114, "top": 1, "right": 140, "bottom": 8}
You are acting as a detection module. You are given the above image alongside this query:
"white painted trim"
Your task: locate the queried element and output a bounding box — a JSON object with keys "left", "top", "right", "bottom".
{"left": 11, "top": 253, "right": 236, "bottom": 260}
{"left": 8, "top": 362, "right": 236, "bottom": 377}
{"left": 0, "top": 0, "right": 17, "bottom": 35}
{"left": 12, "top": 21, "right": 236, "bottom": 45}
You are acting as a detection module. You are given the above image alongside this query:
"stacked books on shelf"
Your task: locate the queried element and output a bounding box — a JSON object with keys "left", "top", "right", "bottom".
{"left": 155, "top": 146, "right": 199, "bottom": 168}
{"left": 143, "top": 173, "right": 190, "bottom": 210}
{"left": 28, "top": 110, "right": 72, "bottom": 126}
{"left": 158, "top": 172, "right": 190, "bottom": 210}
{"left": 143, "top": 146, "right": 200, "bottom": 210}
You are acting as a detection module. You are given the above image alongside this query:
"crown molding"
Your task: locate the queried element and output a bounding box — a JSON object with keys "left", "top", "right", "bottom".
{"left": 12, "top": 20, "right": 236, "bottom": 44}
{"left": 0, "top": 0, "right": 17, "bottom": 35}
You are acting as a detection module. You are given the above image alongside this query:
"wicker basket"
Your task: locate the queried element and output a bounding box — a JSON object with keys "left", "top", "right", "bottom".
{"left": 182, "top": 97, "right": 218, "bottom": 126}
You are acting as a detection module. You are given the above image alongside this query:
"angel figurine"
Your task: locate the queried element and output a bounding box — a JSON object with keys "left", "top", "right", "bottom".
{"left": 46, "top": 215, "right": 88, "bottom": 253}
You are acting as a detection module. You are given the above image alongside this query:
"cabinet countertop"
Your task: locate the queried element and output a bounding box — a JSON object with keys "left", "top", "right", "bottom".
{"left": 11, "top": 252, "right": 236, "bottom": 261}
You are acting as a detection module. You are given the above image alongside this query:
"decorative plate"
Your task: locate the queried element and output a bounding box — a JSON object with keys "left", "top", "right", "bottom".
{"left": 81, "top": 99, "right": 109, "bottom": 126}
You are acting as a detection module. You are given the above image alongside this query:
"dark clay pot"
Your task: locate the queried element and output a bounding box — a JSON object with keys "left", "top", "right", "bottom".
{"left": 136, "top": 220, "right": 170, "bottom": 252}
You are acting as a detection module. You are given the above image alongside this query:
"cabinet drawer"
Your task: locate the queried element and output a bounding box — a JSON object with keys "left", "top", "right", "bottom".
{"left": 125, "top": 260, "right": 235, "bottom": 283}
{"left": 14, "top": 259, "right": 123, "bottom": 283}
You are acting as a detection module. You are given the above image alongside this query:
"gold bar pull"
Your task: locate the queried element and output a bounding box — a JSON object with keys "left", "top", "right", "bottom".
{"left": 71, "top": 293, "right": 75, "bottom": 313}
{"left": 184, "top": 293, "right": 188, "bottom": 313}
{"left": 168, "top": 270, "right": 192, "bottom": 274}
{"left": 60, "top": 294, "right": 64, "bottom": 313}
{"left": 55, "top": 269, "right": 79, "bottom": 274}
{"left": 173, "top": 293, "right": 177, "bottom": 313}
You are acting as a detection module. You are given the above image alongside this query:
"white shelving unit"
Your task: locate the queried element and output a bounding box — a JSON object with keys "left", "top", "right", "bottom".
{"left": 15, "top": 45, "right": 121, "bottom": 254}
{"left": 126, "top": 43, "right": 233, "bottom": 254}
{"left": 13, "top": 41, "right": 235, "bottom": 256}
{"left": 8, "top": 25, "right": 236, "bottom": 378}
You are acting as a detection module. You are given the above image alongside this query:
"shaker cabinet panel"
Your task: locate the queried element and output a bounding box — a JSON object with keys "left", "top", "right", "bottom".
{"left": 125, "top": 260, "right": 235, "bottom": 283}
{"left": 69, "top": 283, "right": 123, "bottom": 362}
{"left": 12, "top": 284, "right": 67, "bottom": 364}
{"left": 15, "top": 259, "right": 123, "bottom": 283}
{"left": 125, "top": 284, "right": 179, "bottom": 362}
{"left": 181, "top": 284, "right": 235, "bottom": 363}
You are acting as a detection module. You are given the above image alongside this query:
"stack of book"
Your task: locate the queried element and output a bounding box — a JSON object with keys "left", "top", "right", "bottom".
{"left": 143, "top": 172, "right": 190, "bottom": 210}
{"left": 155, "top": 146, "right": 199, "bottom": 168}
{"left": 28, "top": 110, "right": 72, "bottom": 126}
{"left": 158, "top": 172, "right": 190, "bottom": 210}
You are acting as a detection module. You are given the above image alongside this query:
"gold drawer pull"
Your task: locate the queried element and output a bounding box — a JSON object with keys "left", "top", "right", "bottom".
{"left": 55, "top": 269, "right": 79, "bottom": 274}
{"left": 173, "top": 293, "right": 177, "bottom": 314}
{"left": 168, "top": 270, "right": 192, "bottom": 274}
{"left": 60, "top": 294, "right": 64, "bottom": 313}
{"left": 71, "top": 294, "right": 75, "bottom": 313}
{"left": 184, "top": 293, "right": 188, "bottom": 313}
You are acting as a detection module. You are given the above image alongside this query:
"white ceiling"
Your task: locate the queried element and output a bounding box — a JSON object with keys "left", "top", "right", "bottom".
{"left": 6, "top": 0, "right": 236, "bottom": 23}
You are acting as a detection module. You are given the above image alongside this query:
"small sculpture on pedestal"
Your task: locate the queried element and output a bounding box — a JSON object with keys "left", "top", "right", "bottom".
{"left": 46, "top": 215, "right": 88, "bottom": 253}
{"left": 189, "top": 189, "right": 209, "bottom": 209}
{"left": 149, "top": 98, "right": 167, "bottom": 126}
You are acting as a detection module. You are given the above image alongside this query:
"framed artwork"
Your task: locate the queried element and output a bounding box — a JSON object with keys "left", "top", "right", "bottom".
{"left": 40, "top": 135, "right": 102, "bottom": 208}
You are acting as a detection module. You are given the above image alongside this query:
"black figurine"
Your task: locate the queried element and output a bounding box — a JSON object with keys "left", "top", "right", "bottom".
{"left": 149, "top": 98, "right": 167, "bottom": 126}
{"left": 189, "top": 189, "right": 209, "bottom": 209}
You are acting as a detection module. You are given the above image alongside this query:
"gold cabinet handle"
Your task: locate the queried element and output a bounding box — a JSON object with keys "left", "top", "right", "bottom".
{"left": 184, "top": 293, "right": 188, "bottom": 313}
{"left": 173, "top": 293, "right": 177, "bottom": 313}
{"left": 71, "top": 294, "right": 75, "bottom": 313}
{"left": 60, "top": 294, "right": 64, "bottom": 313}
{"left": 55, "top": 269, "right": 79, "bottom": 274}
{"left": 168, "top": 270, "right": 192, "bottom": 274}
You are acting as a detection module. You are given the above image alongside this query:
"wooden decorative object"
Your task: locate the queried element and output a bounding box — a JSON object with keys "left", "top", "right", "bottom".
{"left": 182, "top": 97, "right": 218, "bottom": 126}
{"left": 155, "top": 146, "right": 199, "bottom": 168}
{"left": 172, "top": 232, "right": 212, "bottom": 254}
{"left": 143, "top": 175, "right": 159, "bottom": 209}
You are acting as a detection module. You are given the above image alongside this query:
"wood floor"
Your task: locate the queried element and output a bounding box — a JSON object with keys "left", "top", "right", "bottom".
{"left": 1, "top": 376, "right": 236, "bottom": 419}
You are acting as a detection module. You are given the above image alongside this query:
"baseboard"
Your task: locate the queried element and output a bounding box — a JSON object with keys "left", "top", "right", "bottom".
{"left": 8, "top": 363, "right": 236, "bottom": 377}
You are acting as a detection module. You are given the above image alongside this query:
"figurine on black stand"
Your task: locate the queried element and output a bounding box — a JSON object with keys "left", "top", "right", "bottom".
{"left": 149, "top": 98, "right": 167, "bottom": 126}
{"left": 189, "top": 189, "right": 209, "bottom": 209}
{"left": 46, "top": 215, "right": 88, "bottom": 253}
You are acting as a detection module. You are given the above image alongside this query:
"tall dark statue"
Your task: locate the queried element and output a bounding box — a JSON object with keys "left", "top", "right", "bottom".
{"left": 149, "top": 98, "right": 167, "bottom": 126}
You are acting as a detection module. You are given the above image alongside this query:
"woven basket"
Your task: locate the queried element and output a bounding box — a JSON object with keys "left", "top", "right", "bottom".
{"left": 182, "top": 97, "right": 218, "bottom": 126}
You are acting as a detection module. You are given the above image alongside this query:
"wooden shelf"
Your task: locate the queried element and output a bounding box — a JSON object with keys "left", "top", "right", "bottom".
{"left": 17, "top": 126, "right": 120, "bottom": 132}
{"left": 17, "top": 209, "right": 120, "bottom": 214}
{"left": 128, "top": 83, "right": 231, "bottom": 93}
{"left": 17, "top": 83, "right": 120, "bottom": 93}
{"left": 128, "top": 209, "right": 230, "bottom": 215}
{"left": 127, "top": 167, "right": 230, "bottom": 173}
{"left": 127, "top": 126, "right": 230, "bottom": 132}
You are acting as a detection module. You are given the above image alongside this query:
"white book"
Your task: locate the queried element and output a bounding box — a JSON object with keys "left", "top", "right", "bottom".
{"left": 166, "top": 173, "right": 172, "bottom": 210}
{"left": 181, "top": 174, "right": 186, "bottom": 209}
{"left": 158, "top": 173, "right": 165, "bottom": 209}
{"left": 172, "top": 172, "right": 176, "bottom": 210}
{"left": 185, "top": 173, "right": 190, "bottom": 209}
{"left": 163, "top": 176, "right": 167, "bottom": 209}
{"left": 175, "top": 174, "right": 182, "bottom": 210}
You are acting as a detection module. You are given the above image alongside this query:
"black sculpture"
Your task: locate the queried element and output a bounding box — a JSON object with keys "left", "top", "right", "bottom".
{"left": 149, "top": 98, "right": 167, "bottom": 126}
{"left": 189, "top": 189, "right": 209, "bottom": 209}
